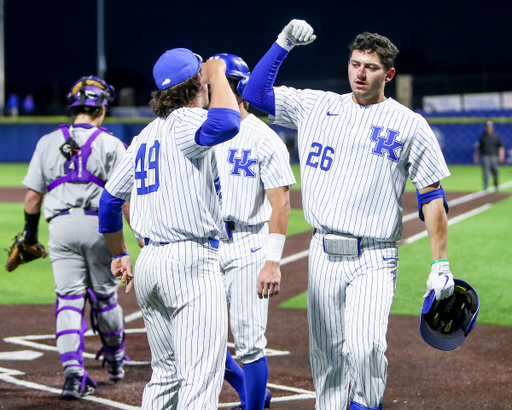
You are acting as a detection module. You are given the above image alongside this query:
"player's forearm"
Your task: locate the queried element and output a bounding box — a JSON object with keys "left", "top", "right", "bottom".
{"left": 24, "top": 189, "right": 44, "bottom": 214}
{"left": 242, "top": 43, "right": 289, "bottom": 115}
{"left": 268, "top": 202, "right": 290, "bottom": 236}
{"left": 266, "top": 187, "right": 291, "bottom": 235}
{"left": 209, "top": 70, "right": 240, "bottom": 111}
{"left": 103, "top": 230, "right": 129, "bottom": 258}
{"left": 422, "top": 198, "right": 448, "bottom": 261}
{"left": 499, "top": 147, "right": 505, "bottom": 163}
{"left": 122, "top": 202, "right": 131, "bottom": 225}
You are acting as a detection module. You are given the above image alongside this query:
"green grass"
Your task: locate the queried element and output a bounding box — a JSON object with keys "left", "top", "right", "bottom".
{"left": 392, "top": 194, "right": 512, "bottom": 325}
{"left": 405, "top": 164, "right": 512, "bottom": 192}
{"left": 0, "top": 163, "right": 29, "bottom": 187}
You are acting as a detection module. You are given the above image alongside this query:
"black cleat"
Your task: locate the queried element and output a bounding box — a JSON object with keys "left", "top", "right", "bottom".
{"left": 61, "top": 374, "right": 96, "bottom": 399}
{"left": 107, "top": 358, "right": 125, "bottom": 382}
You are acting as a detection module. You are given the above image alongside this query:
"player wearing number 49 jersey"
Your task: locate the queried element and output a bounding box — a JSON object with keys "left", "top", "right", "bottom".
{"left": 210, "top": 53, "right": 296, "bottom": 410}
{"left": 243, "top": 20, "right": 455, "bottom": 410}
{"left": 99, "top": 48, "right": 241, "bottom": 409}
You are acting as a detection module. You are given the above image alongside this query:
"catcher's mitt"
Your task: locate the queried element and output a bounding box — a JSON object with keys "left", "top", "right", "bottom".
{"left": 5, "top": 233, "right": 47, "bottom": 272}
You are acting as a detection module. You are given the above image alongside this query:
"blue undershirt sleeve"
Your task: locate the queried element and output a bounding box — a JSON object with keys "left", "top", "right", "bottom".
{"left": 242, "top": 42, "right": 289, "bottom": 116}
{"left": 195, "top": 108, "right": 241, "bottom": 147}
{"left": 98, "top": 189, "right": 125, "bottom": 233}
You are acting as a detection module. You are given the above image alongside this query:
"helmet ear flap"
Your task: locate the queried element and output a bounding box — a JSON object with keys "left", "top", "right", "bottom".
{"left": 236, "top": 74, "right": 250, "bottom": 97}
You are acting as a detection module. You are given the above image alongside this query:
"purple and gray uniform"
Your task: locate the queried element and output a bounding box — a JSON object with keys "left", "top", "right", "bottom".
{"left": 23, "top": 123, "right": 127, "bottom": 384}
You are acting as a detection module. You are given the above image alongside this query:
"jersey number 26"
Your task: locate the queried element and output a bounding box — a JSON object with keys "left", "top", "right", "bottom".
{"left": 306, "top": 142, "right": 334, "bottom": 171}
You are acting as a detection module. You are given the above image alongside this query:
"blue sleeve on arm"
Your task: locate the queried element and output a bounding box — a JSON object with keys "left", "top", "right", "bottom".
{"left": 416, "top": 186, "right": 449, "bottom": 222}
{"left": 98, "top": 189, "right": 125, "bottom": 233}
{"left": 242, "top": 42, "right": 289, "bottom": 116}
{"left": 195, "top": 108, "right": 241, "bottom": 147}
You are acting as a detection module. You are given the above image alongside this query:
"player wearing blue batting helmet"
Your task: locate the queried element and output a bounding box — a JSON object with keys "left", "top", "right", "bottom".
{"left": 210, "top": 53, "right": 250, "bottom": 96}
{"left": 420, "top": 279, "right": 480, "bottom": 351}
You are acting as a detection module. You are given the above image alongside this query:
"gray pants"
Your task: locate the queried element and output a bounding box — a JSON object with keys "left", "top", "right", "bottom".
{"left": 482, "top": 155, "right": 499, "bottom": 189}
{"left": 48, "top": 209, "right": 124, "bottom": 377}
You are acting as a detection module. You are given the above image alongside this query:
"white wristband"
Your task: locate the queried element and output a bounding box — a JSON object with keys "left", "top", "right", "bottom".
{"left": 265, "top": 233, "right": 286, "bottom": 262}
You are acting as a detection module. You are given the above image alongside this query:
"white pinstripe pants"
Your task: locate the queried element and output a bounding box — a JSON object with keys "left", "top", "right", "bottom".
{"left": 220, "top": 224, "right": 269, "bottom": 363}
{"left": 307, "top": 233, "right": 398, "bottom": 410}
{"left": 134, "top": 240, "right": 228, "bottom": 410}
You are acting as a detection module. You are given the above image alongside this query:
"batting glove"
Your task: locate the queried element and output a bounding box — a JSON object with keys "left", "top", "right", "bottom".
{"left": 276, "top": 19, "right": 316, "bottom": 51}
{"left": 423, "top": 260, "right": 455, "bottom": 300}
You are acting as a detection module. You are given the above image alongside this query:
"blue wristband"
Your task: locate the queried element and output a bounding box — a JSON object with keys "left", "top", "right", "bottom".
{"left": 111, "top": 252, "right": 129, "bottom": 261}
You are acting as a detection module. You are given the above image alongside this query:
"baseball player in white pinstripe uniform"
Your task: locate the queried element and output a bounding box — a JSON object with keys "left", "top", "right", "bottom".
{"left": 21, "top": 76, "right": 129, "bottom": 399}
{"left": 99, "top": 48, "right": 241, "bottom": 409}
{"left": 243, "top": 20, "right": 455, "bottom": 410}
{"left": 209, "top": 53, "right": 296, "bottom": 410}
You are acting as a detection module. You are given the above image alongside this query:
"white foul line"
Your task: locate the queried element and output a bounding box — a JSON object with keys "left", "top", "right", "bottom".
{"left": 401, "top": 203, "right": 492, "bottom": 245}
{"left": 0, "top": 366, "right": 140, "bottom": 410}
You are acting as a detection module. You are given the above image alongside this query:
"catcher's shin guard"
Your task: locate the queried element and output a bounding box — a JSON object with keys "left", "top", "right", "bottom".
{"left": 87, "top": 290, "right": 128, "bottom": 363}
{"left": 55, "top": 293, "right": 88, "bottom": 375}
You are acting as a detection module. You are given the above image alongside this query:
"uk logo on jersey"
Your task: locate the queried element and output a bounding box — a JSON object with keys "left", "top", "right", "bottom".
{"left": 227, "top": 149, "right": 257, "bottom": 177}
{"left": 369, "top": 126, "right": 403, "bottom": 163}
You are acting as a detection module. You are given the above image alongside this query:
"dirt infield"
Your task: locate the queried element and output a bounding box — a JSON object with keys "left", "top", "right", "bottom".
{"left": 1, "top": 189, "right": 510, "bottom": 409}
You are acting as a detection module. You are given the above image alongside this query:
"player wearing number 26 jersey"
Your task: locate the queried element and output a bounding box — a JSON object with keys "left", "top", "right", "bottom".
{"left": 243, "top": 20, "right": 453, "bottom": 410}
{"left": 98, "top": 48, "right": 241, "bottom": 409}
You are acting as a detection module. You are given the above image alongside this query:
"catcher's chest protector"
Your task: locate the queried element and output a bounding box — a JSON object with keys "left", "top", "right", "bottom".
{"left": 48, "top": 125, "right": 107, "bottom": 192}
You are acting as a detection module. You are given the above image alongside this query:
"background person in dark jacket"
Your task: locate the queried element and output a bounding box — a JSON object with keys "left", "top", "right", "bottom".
{"left": 474, "top": 121, "right": 505, "bottom": 191}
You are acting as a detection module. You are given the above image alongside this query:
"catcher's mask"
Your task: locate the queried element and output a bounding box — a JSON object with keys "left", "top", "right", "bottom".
{"left": 420, "top": 279, "right": 479, "bottom": 351}
{"left": 66, "top": 75, "right": 115, "bottom": 108}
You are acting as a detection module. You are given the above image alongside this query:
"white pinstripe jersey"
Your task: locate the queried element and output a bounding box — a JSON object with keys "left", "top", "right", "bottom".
{"left": 214, "top": 114, "right": 296, "bottom": 225}
{"left": 270, "top": 87, "right": 450, "bottom": 242}
{"left": 105, "top": 107, "right": 223, "bottom": 242}
{"left": 23, "top": 125, "right": 126, "bottom": 221}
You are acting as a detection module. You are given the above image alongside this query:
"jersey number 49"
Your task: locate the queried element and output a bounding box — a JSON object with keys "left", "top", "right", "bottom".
{"left": 135, "top": 141, "right": 160, "bottom": 195}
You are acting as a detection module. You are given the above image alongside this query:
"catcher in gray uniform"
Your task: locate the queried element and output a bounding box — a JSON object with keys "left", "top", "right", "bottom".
{"left": 20, "top": 76, "right": 129, "bottom": 399}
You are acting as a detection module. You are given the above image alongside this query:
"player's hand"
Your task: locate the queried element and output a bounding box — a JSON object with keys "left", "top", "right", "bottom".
{"left": 111, "top": 255, "right": 134, "bottom": 294}
{"left": 258, "top": 261, "right": 281, "bottom": 299}
{"left": 277, "top": 19, "right": 316, "bottom": 51}
{"left": 200, "top": 58, "right": 227, "bottom": 84}
{"left": 423, "top": 260, "right": 454, "bottom": 300}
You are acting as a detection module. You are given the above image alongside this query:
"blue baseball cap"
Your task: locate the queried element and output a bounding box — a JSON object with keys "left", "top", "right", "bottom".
{"left": 153, "top": 48, "right": 202, "bottom": 90}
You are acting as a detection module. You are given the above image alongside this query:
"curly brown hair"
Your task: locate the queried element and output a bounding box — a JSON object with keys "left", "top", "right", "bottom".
{"left": 349, "top": 32, "right": 399, "bottom": 71}
{"left": 149, "top": 76, "right": 202, "bottom": 118}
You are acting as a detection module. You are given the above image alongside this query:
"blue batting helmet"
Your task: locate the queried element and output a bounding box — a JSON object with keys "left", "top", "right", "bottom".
{"left": 66, "top": 75, "right": 115, "bottom": 108}
{"left": 209, "top": 53, "right": 250, "bottom": 95}
{"left": 419, "top": 279, "right": 479, "bottom": 351}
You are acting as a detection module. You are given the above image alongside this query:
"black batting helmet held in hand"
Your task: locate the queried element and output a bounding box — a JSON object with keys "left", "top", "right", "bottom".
{"left": 419, "top": 279, "right": 479, "bottom": 351}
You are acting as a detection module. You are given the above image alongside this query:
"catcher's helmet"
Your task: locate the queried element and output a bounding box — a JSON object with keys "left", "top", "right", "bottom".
{"left": 209, "top": 53, "right": 250, "bottom": 95}
{"left": 66, "top": 75, "right": 115, "bottom": 108}
{"left": 419, "top": 279, "right": 479, "bottom": 351}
